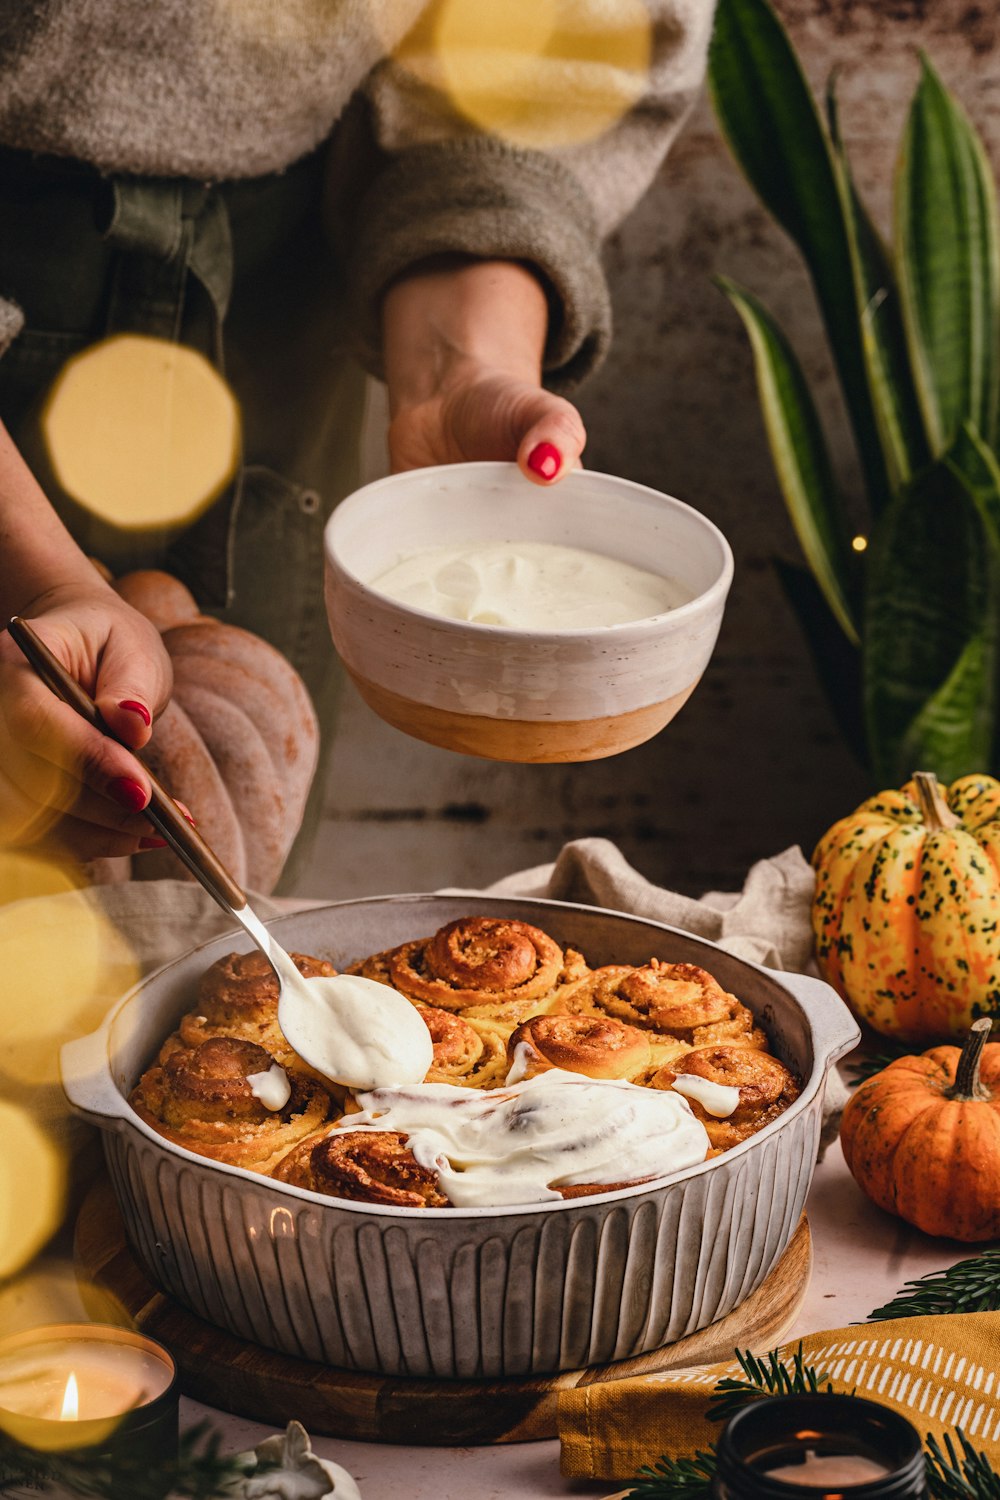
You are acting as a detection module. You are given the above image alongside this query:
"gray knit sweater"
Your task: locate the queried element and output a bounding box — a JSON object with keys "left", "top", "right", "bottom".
{"left": 0, "top": 1, "right": 715, "bottom": 384}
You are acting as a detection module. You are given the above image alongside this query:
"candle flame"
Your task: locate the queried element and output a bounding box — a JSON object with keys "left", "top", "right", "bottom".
{"left": 59, "top": 1372, "right": 79, "bottom": 1421}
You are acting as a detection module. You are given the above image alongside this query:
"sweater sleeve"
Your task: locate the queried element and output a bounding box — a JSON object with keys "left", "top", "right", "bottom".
{"left": 347, "top": 0, "right": 716, "bottom": 392}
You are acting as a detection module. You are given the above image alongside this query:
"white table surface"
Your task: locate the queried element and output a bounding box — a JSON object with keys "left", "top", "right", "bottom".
{"left": 184, "top": 1131, "right": 972, "bottom": 1499}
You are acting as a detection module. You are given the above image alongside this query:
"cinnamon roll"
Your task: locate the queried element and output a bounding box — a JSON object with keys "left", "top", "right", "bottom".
{"left": 272, "top": 1129, "right": 450, "bottom": 1207}
{"left": 131, "top": 1036, "right": 333, "bottom": 1172}
{"left": 419, "top": 1005, "right": 508, "bottom": 1089}
{"left": 171, "top": 949, "right": 336, "bottom": 1077}
{"left": 553, "top": 960, "right": 765, "bottom": 1049}
{"left": 506, "top": 1013, "right": 688, "bottom": 1083}
{"left": 650, "top": 1045, "right": 800, "bottom": 1151}
{"left": 350, "top": 916, "right": 588, "bottom": 1022}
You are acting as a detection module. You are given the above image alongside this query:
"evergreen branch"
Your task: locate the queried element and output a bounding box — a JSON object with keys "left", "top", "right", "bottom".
{"left": 625, "top": 1448, "right": 718, "bottom": 1498}
{"left": 926, "top": 1429, "right": 1000, "bottom": 1499}
{"left": 868, "top": 1250, "right": 1000, "bottom": 1320}
{"left": 845, "top": 1043, "right": 912, "bottom": 1086}
{"left": 0, "top": 1421, "right": 264, "bottom": 1500}
{"left": 706, "top": 1344, "right": 835, "bottom": 1424}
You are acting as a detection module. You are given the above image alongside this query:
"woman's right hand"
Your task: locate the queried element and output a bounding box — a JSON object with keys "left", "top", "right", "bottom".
{"left": 0, "top": 581, "right": 174, "bottom": 860}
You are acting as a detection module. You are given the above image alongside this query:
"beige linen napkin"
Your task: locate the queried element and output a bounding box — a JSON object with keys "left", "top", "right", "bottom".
{"left": 480, "top": 837, "right": 817, "bottom": 973}
{"left": 559, "top": 1312, "right": 1000, "bottom": 1481}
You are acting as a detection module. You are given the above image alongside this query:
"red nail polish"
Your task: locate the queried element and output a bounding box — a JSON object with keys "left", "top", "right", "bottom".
{"left": 139, "top": 836, "right": 168, "bottom": 850}
{"left": 119, "top": 700, "right": 151, "bottom": 727}
{"left": 527, "top": 442, "right": 561, "bottom": 481}
{"left": 109, "top": 776, "right": 148, "bottom": 812}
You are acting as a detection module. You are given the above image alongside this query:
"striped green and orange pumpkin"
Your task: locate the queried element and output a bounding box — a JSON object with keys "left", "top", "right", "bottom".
{"left": 812, "top": 771, "right": 1000, "bottom": 1042}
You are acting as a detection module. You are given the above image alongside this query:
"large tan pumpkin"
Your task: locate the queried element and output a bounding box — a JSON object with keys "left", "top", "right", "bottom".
{"left": 101, "top": 570, "right": 319, "bottom": 894}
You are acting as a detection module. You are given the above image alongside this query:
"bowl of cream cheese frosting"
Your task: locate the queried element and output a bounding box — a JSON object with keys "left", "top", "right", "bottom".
{"left": 324, "top": 462, "right": 733, "bottom": 761}
{"left": 62, "top": 894, "right": 858, "bottom": 1385}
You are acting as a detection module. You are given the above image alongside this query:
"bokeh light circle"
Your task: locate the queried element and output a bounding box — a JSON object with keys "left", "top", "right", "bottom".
{"left": 0, "top": 851, "right": 139, "bottom": 1088}
{"left": 0, "top": 1104, "right": 65, "bottom": 1282}
{"left": 392, "top": 0, "right": 652, "bottom": 150}
{"left": 41, "top": 335, "right": 240, "bottom": 532}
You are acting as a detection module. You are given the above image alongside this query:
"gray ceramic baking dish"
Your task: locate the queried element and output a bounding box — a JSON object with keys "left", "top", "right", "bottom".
{"left": 61, "top": 894, "right": 858, "bottom": 1378}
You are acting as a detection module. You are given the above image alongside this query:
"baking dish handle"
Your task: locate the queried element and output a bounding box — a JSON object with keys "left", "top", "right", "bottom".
{"left": 61, "top": 1024, "right": 130, "bottom": 1129}
{"left": 776, "top": 969, "right": 861, "bottom": 1065}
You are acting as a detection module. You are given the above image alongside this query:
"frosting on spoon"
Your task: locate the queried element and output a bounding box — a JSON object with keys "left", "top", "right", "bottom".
{"left": 276, "top": 971, "right": 434, "bottom": 1091}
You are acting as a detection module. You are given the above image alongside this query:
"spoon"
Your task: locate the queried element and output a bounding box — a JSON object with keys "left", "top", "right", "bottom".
{"left": 7, "top": 615, "right": 432, "bottom": 1089}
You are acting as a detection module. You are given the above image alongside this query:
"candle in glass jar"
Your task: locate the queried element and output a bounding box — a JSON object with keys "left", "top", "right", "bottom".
{"left": 0, "top": 1331, "right": 173, "bottom": 1425}
{"left": 0, "top": 1324, "right": 178, "bottom": 1500}
{"left": 711, "top": 1393, "right": 928, "bottom": 1499}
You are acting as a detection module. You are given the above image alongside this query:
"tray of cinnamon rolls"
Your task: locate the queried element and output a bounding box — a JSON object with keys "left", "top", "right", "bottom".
{"left": 63, "top": 895, "right": 859, "bottom": 1377}
{"left": 128, "top": 916, "right": 803, "bottom": 1208}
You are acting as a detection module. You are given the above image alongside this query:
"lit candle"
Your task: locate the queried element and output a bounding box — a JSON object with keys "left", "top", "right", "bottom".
{"left": 0, "top": 1324, "right": 178, "bottom": 1500}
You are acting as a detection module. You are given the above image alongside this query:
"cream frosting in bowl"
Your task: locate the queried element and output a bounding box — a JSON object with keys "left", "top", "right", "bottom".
{"left": 324, "top": 463, "right": 733, "bottom": 762}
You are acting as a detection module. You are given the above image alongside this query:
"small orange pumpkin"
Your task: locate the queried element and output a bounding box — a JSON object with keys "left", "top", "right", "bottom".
{"left": 812, "top": 770, "right": 1000, "bottom": 1041}
{"left": 840, "top": 1020, "right": 1000, "bottom": 1241}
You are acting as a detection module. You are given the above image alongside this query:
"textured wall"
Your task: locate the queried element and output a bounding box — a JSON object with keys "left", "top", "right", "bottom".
{"left": 299, "top": 1, "right": 1000, "bottom": 901}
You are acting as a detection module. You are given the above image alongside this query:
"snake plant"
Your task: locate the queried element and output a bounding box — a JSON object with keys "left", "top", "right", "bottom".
{"left": 708, "top": 0, "right": 1000, "bottom": 784}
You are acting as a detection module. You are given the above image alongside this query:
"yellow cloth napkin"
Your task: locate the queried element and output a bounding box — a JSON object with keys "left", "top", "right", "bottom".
{"left": 558, "top": 1312, "right": 1000, "bottom": 1481}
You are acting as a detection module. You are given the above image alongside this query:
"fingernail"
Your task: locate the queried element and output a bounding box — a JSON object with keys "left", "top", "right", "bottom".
{"left": 109, "top": 776, "right": 148, "bottom": 812}
{"left": 175, "top": 800, "right": 197, "bottom": 827}
{"left": 119, "top": 700, "right": 152, "bottom": 727}
{"left": 139, "top": 836, "right": 167, "bottom": 850}
{"left": 527, "top": 442, "right": 561, "bottom": 481}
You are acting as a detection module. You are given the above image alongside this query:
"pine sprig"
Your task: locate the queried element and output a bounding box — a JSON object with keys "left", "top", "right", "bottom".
{"left": 0, "top": 1421, "right": 264, "bottom": 1500}
{"left": 926, "top": 1429, "right": 1000, "bottom": 1500}
{"left": 845, "top": 1042, "right": 913, "bottom": 1086}
{"left": 627, "top": 1448, "right": 717, "bottom": 1498}
{"left": 868, "top": 1251, "right": 1000, "bottom": 1321}
{"left": 706, "top": 1343, "right": 835, "bottom": 1424}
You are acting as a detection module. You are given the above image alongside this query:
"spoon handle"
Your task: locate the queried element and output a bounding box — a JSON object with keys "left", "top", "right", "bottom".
{"left": 7, "top": 614, "right": 247, "bottom": 914}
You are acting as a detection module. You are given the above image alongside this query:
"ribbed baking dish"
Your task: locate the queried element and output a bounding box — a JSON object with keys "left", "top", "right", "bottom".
{"left": 62, "top": 895, "right": 858, "bottom": 1378}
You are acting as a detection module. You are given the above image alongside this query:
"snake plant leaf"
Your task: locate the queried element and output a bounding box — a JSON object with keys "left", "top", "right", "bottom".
{"left": 717, "top": 277, "right": 859, "bottom": 644}
{"left": 896, "top": 54, "right": 1000, "bottom": 453}
{"left": 864, "top": 439, "right": 1000, "bottom": 784}
{"left": 943, "top": 420, "right": 1000, "bottom": 552}
{"left": 826, "top": 79, "right": 929, "bottom": 492}
{"left": 708, "top": 0, "right": 891, "bottom": 511}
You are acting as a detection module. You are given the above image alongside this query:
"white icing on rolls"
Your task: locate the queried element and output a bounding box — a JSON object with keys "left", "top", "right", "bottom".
{"left": 341, "top": 1069, "right": 711, "bottom": 1207}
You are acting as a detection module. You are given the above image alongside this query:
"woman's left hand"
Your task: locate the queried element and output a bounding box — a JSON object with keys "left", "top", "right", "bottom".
{"left": 382, "top": 258, "right": 586, "bottom": 485}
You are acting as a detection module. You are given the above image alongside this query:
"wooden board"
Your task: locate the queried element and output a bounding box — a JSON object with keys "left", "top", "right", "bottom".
{"left": 75, "top": 1181, "right": 811, "bottom": 1446}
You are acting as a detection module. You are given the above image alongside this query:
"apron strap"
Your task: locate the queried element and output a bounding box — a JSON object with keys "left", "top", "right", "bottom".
{"left": 103, "top": 177, "right": 233, "bottom": 358}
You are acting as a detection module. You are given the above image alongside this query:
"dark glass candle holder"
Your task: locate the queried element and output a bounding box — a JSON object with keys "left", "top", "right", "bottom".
{"left": 711, "top": 1394, "right": 928, "bottom": 1499}
{"left": 0, "top": 1323, "right": 178, "bottom": 1500}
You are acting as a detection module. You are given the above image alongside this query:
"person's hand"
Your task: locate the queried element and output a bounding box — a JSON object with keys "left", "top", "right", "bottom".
{"left": 388, "top": 366, "right": 586, "bottom": 483}
{"left": 382, "top": 257, "right": 586, "bottom": 484}
{"left": 0, "top": 581, "right": 173, "bottom": 860}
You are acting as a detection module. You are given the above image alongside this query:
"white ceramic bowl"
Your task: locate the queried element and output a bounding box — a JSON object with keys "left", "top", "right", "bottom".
{"left": 324, "top": 463, "right": 733, "bottom": 762}
{"left": 62, "top": 896, "right": 858, "bottom": 1379}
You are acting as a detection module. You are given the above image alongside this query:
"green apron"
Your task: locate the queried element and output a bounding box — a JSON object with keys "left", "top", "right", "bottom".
{"left": 0, "top": 145, "right": 370, "bottom": 885}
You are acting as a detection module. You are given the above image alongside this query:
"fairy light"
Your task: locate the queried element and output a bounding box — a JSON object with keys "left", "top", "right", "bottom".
{"left": 851, "top": 535, "right": 868, "bottom": 552}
